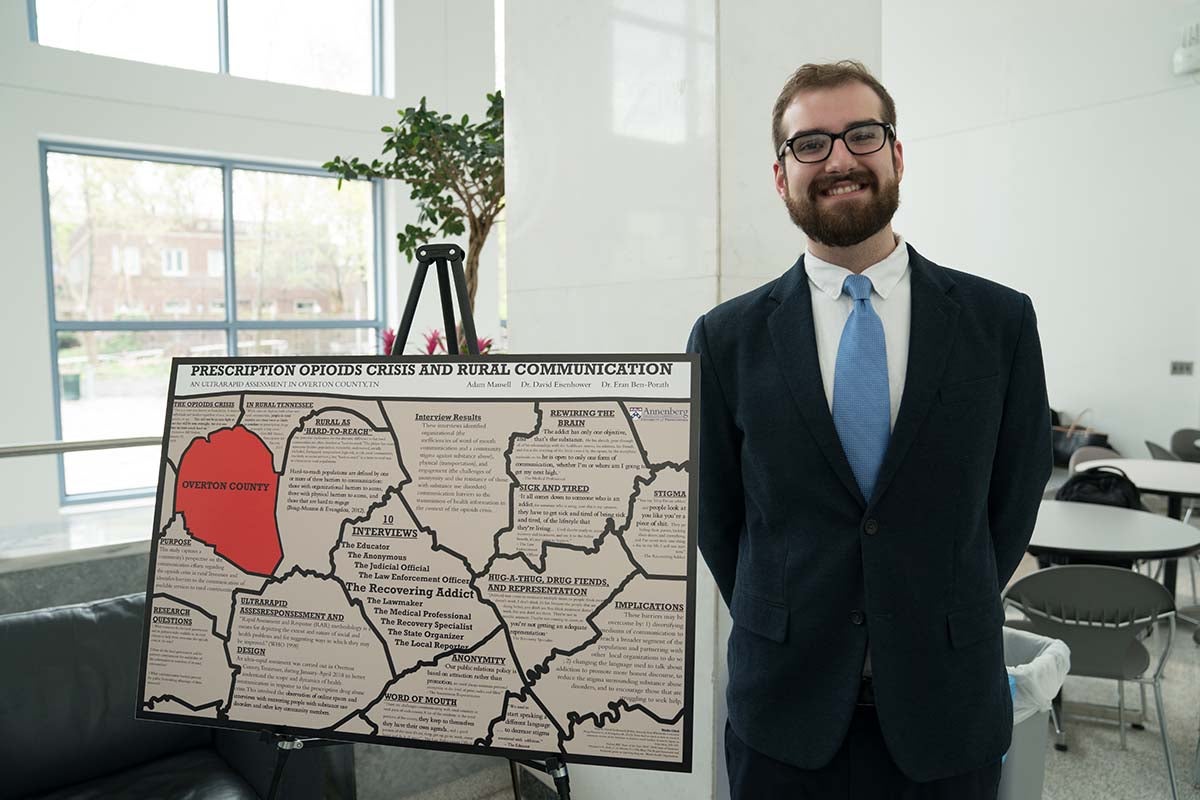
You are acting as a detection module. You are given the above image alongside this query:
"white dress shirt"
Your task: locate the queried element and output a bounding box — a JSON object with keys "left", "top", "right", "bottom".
{"left": 805, "top": 236, "right": 911, "bottom": 432}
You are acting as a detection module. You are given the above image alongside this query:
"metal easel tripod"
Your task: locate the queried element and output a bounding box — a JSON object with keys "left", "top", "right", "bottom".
{"left": 511, "top": 755, "right": 572, "bottom": 799}
{"left": 395, "top": 243, "right": 480, "bottom": 356}
{"left": 260, "top": 731, "right": 346, "bottom": 800}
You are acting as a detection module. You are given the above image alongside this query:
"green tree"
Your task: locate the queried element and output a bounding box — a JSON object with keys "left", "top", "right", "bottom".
{"left": 325, "top": 91, "right": 504, "bottom": 332}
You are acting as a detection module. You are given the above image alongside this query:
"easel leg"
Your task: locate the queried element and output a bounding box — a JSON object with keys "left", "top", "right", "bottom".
{"left": 511, "top": 757, "right": 571, "bottom": 799}
{"left": 435, "top": 261, "right": 458, "bottom": 354}
{"left": 267, "top": 746, "right": 291, "bottom": 800}
{"left": 545, "top": 756, "right": 571, "bottom": 799}
{"left": 395, "top": 261, "right": 432, "bottom": 356}
{"left": 259, "top": 734, "right": 346, "bottom": 800}
{"left": 449, "top": 255, "right": 479, "bottom": 352}
{"left": 509, "top": 759, "right": 524, "bottom": 799}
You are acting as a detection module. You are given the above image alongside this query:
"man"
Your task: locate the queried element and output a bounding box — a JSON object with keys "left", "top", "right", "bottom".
{"left": 688, "top": 61, "right": 1051, "bottom": 798}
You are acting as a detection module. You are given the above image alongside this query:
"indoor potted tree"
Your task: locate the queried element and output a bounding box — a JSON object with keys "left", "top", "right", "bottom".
{"left": 325, "top": 91, "right": 504, "bottom": 353}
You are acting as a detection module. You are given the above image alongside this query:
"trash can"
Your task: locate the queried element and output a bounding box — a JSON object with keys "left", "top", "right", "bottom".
{"left": 999, "top": 626, "right": 1071, "bottom": 800}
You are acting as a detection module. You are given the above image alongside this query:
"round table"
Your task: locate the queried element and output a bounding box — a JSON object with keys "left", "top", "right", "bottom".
{"left": 1070, "top": 457, "right": 1200, "bottom": 594}
{"left": 1029, "top": 499, "right": 1200, "bottom": 562}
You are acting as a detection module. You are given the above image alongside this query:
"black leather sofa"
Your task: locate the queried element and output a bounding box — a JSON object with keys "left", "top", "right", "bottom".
{"left": 0, "top": 593, "right": 354, "bottom": 800}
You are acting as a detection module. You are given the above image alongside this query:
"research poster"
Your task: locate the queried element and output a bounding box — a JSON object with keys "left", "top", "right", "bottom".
{"left": 136, "top": 354, "right": 698, "bottom": 771}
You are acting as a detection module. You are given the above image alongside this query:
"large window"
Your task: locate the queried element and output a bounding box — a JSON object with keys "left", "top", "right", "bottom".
{"left": 31, "top": 0, "right": 382, "bottom": 95}
{"left": 43, "top": 144, "right": 384, "bottom": 502}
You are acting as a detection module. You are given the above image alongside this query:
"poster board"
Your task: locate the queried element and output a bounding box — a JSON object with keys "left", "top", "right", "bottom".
{"left": 136, "top": 354, "right": 698, "bottom": 772}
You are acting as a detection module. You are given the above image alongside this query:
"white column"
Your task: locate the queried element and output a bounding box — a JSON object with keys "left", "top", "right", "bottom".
{"left": 505, "top": 3, "right": 718, "bottom": 795}
{"left": 389, "top": 0, "right": 502, "bottom": 354}
{"left": 718, "top": 0, "right": 882, "bottom": 303}
{"left": 505, "top": 1, "right": 719, "bottom": 356}
{"left": 505, "top": 2, "right": 881, "bottom": 796}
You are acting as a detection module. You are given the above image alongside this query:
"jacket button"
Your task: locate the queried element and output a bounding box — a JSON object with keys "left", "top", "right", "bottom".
{"left": 850, "top": 610, "right": 865, "bottom": 625}
{"left": 863, "top": 519, "right": 879, "bottom": 535}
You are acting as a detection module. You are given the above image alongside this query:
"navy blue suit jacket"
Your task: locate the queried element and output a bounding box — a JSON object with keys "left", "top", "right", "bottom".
{"left": 688, "top": 244, "right": 1052, "bottom": 782}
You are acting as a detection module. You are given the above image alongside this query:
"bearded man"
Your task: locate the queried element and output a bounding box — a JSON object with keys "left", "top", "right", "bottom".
{"left": 687, "top": 61, "right": 1051, "bottom": 799}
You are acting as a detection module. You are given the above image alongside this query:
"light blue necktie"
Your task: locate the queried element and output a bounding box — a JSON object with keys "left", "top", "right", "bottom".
{"left": 832, "top": 274, "right": 890, "bottom": 501}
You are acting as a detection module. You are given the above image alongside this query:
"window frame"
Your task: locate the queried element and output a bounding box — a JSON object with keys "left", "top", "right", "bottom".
{"left": 39, "top": 140, "right": 387, "bottom": 505}
{"left": 27, "top": 0, "right": 386, "bottom": 97}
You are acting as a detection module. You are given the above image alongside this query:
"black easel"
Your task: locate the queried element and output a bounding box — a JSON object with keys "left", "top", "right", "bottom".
{"left": 511, "top": 756, "right": 572, "bottom": 800}
{"left": 395, "top": 243, "right": 480, "bottom": 356}
{"left": 260, "top": 731, "right": 345, "bottom": 800}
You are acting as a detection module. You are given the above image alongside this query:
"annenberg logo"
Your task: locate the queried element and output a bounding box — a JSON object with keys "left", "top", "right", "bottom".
{"left": 627, "top": 406, "right": 688, "bottom": 421}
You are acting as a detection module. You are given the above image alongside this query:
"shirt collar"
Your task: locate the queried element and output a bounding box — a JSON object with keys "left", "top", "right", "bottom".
{"left": 805, "top": 235, "right": 909, "bottom": 300}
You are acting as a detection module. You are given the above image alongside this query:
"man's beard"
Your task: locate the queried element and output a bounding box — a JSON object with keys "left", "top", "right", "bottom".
{"left": 783, "top": 166, "right": 900, "bottom": 248}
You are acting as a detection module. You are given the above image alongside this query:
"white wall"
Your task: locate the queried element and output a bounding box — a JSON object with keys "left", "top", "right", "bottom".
{"left": 883, "top": 0, "right": 1200, "bottom": 455}
{"left": 718, "top": 0, "right": 882, "bottom": 302}
{"left": 0, "top": 0, "right": 498, "bottom": 526}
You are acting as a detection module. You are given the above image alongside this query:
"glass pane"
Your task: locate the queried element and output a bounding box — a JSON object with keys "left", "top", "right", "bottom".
{"left": 47, "top": 152, "right": 227, "bottom": 322}
{"left": 58, "top": 330, "right": 229, "bottom": 495}
{"left": 228, "top": 0, "right": 373, "bottom": 94}
{"left": 233, "top": 170, "right": 375, "bottom": 321}
{"left": 235, "top": 328, "right": 381, "bottom": 357}
{"left": 35, "top": 0, "right": 218, "bottom": 72}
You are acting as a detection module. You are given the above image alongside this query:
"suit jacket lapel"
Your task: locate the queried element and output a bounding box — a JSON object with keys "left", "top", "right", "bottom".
{"left": 870, "top": 245, "right": 960, "bottom": 504}
{"left": 767, "top": 255, "right": 867, "bottom": 506}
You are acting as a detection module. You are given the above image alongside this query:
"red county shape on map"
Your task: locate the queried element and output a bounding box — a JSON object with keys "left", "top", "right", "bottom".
{"left": 175, "top": 425, "right": 283, "bottom": 576}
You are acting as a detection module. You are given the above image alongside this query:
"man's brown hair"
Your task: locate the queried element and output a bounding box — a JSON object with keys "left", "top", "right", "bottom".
{"left": 771, "top": 60, "right": 897, "bottom": 156}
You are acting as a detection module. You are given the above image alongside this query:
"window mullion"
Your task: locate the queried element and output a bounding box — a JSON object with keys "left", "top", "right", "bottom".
{"left": 223, "top": 163, "right": 237, "bottom": 356}
{"left": 26, "top": 0, "right": 39, "bottom": 41}
{"left": 39, "top": 141, "right": 69, "bottom": 504}
{"left": 217, "top": 0, "right": 230, "bottom": 74}
{"left": 372, "top": 0, "right": 383, "bottom": 96}
{"left": 373, "top": 178, "right": 385, "bottom": 351}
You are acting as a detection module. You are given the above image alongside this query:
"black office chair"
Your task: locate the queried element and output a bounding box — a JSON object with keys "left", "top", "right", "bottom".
{"left": 1068, "top": 445, "right": 1121, "bottom": 473}
{"left": 1146, "top": 440, "right": 1180, "bottom": 462}
{"left": 1169, "top": 428, "right": 1200, "bottom": 462}
{"left": 1004, "top": 565, "right": 1179, "bottom": 800}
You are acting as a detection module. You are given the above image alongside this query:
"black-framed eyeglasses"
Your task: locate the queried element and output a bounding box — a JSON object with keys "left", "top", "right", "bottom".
{"left": 778, "top": 122, "right": 895, "bottom": 164}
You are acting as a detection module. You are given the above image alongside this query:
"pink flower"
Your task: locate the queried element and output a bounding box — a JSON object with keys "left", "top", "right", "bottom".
{"left": 381, "top": 327, "right": 494, "bottom": 356}
{"left": 422, "top": 328, "right": 446, "bottom": 355}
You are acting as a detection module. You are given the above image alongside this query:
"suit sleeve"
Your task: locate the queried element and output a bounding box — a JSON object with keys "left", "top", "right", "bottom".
{"left": 988, "top": 294, "right": 1053, "bottom": 587}
{"left": 687, "top": 314, "right": 745, "bottom": 608}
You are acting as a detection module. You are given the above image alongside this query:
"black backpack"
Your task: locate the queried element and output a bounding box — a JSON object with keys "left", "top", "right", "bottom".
{"left": 1054, "top": 465, "right": 1146, "bottom": 512}
{"left": 1044, "top": 466, "right": 1145, "bottom": 568}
